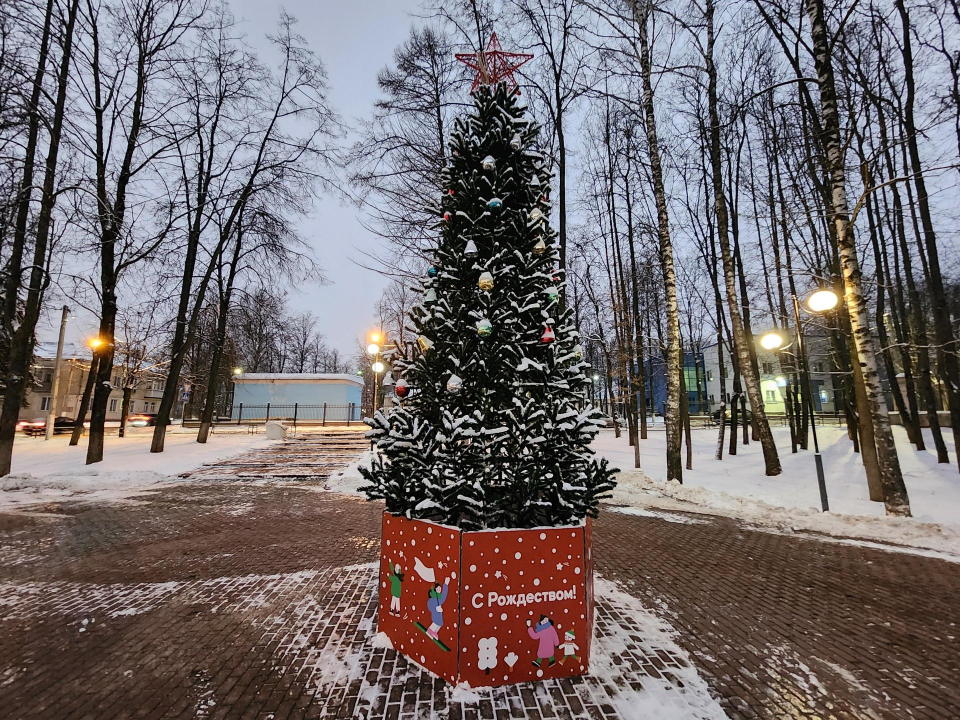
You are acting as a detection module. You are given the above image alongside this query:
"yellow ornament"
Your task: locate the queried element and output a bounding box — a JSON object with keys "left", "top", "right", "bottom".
{"left": 478, "top": 271, "right": 494, "bottom": 291}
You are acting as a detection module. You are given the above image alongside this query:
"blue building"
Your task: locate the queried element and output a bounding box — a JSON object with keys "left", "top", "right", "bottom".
{"left": 231, "top": 373, "right": 364, "bottom": 422}
{"left": 643, "top": 351, "right": 708, "bottom": 416}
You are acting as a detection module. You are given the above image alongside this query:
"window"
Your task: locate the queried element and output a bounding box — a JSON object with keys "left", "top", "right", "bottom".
{"left": 762, "top": 362, "right": 774, "bottom": 374}
{"left": 113, "top": 375, "right": 122, "bottom": 386}
{"left": 152, "top": 379, "right": 164, "bottom": 391}
{"left": 765, "top": 389, "right": 777, "bottom": 402}
{"left": 709, "top": 394, "right": 715, "bottom": 404}
{"left": 145, "top": 402, "right": 156, "bottom": 413}
{"left": 40, "top": 396, "right": 52, "bottom": 411}
{"left": 44, "top": 372, "right": 52, "bottom": 383}
{"left": 813, "top": 362, "right": 824, "bottom": 373}
{"left": 109, "top": 399, "right": 118, "bottom": 412}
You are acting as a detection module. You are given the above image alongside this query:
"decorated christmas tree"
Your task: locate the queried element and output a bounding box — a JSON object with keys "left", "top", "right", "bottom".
{"left": 360, "top": 80, "right": 616, "bottom": 530}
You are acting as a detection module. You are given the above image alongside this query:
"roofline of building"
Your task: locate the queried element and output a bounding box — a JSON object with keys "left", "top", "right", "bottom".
{"left": 233, "top": 373, "right": 364, "bottom": 386}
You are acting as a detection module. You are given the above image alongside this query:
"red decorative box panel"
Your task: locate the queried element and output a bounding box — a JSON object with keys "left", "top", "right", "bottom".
{"left": 377, "top": 513, "right": 593, "bottom": 687}
{"left": 378, "top": 513, "right": 462, "bottom": 683}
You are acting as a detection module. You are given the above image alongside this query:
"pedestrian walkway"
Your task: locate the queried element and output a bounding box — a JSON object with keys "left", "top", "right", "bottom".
{"left": 0, "top": 445, "right": 958, "bottom": 719}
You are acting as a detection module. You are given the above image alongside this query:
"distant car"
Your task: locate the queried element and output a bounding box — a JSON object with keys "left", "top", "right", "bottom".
{"left": 127, "top": 413, "right": 156, "bottom": 427}
{"left": 17, "top": 417, "right": 77, "bottom": 436}
{"left": 712, "top": 407, "right": 753, "bottom": 425}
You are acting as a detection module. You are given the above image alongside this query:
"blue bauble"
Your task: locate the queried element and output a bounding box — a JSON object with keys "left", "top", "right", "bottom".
{"left": 487, "top": 197, "right": 503, "bottom": 210}
{"left": 427, "top": 266, "right": 438, "bottom": 277}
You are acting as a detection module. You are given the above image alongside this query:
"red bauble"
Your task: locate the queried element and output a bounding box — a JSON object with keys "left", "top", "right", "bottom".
{"left": 448, "top": 189, "right": 455, "bottom": 196}
{"left": 395, "top": 379, "right": 410, "bottom": 398}
{"left": 541, "top": 325, "right": 556, "bottom": 344}
{"left": 443, "top": 212, "right": 451, "bottom": 221}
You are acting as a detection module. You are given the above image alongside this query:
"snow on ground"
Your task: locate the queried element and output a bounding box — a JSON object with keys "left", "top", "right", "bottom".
{"left": 317, "top": 450, "right": 374, "bottom": 495}
{"left": 593, "top": 424, "right": 960, "bottom": 556}
{"left": 1, "top": 428, "right": 276, "bottom": 510}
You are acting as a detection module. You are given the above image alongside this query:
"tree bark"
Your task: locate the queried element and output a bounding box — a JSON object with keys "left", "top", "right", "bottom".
{"left": 895, "top": 0, "right": 960, "bottom": 468}
{"left": 70, "top": 356, "right": 98, "bottom": 446}
{"left": 635, "top": 0, "right": 683, "bottom": 482}
{"left": 706, "top": 0, "right": 780, "bottom": 475}
{"left": 806, "top": 0, "right": 910, "bottom": 515}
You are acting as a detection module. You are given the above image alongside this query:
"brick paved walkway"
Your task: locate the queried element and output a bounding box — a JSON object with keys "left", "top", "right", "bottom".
{"left": 1, "top": 442, "right": 959, "bottom": 719}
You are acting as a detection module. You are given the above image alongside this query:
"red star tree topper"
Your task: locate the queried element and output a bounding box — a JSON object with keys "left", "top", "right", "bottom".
{"left": 456, "top": 32, "right": 533, "bottom": 93}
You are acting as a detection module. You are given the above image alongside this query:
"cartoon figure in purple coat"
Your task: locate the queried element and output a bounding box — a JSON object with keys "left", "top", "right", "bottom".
{"left": 426, "top": 577, "right": 450, "bottom": 639}
{"left": 526, "top": 614, "right": 559, "bottom": 668}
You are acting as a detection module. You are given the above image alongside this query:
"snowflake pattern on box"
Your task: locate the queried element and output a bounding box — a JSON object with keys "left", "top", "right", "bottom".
{"left": 360, "top": 82, "right": 616, "bottom": 530}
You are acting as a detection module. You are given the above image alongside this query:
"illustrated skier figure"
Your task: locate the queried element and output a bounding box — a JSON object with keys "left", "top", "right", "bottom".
{"left": 426, "top": 576, "right": 450, "bottom": 640}
{"left": 526, "top": 614, "right": 559, "bottom": 668}
{"left": 387, "top": 561, "right": 404, "bottom": 616}
{"left": 558, "top": 629, "right": 579, "bottom": 664}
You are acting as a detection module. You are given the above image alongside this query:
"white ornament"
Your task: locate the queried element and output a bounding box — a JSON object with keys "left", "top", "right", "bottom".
{"left": 446, "top": 374, "right": 463, "bottom": 393}
{"left": 482, "top": 155, "right": 496, "bottom": 171}
{"left": 530, "top": 208, "right": 543, "bottom": 221}
{"left": 510, "top": 134, "right": 521, "bottom": 150}
{"left": 464, "top": 239, "right": 478, "bottom": 257}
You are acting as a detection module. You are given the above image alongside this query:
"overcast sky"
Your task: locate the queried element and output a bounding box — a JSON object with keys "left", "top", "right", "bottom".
{"left": 40, "top": 0, "right": 424, "bottom": 358}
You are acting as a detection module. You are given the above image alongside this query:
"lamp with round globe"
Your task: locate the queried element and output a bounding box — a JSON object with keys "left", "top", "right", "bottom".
{"left": 759, "top": 331, "right": 785, "bottom": 351}
{"left": 806, "top": 288, "right": 839, "bottom": 314}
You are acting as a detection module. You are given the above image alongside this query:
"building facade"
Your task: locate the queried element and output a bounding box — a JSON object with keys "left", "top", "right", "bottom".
{"left": 24, "top": 342, "right": 171, "bottom": 423}
{"left": 230, "top": 373, "right": 364, "bottom": 422}
{"left": 700, "top": 336, "right": 838, "bottom": 416}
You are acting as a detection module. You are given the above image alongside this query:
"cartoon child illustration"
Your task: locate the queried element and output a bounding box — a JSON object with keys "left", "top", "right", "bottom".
{"left": 558, "top": 629, "right": 579, "bottom": 664}
{"left": 426, "top": 576, "right": 450, "bottom": 641}
{"left": 526, "top": 614, "right": 560, "bottom": 668}
{"left": 387, "top": 561, "right": 404, "bottom": 616}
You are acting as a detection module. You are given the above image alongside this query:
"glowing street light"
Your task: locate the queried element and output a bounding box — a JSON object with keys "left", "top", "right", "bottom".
{"left": 367, "top": 343, "right": 380, "bottom": 355}
{"left": 232, "top": 367, "right": 243, "bottom": 376}
{"left": 592, "top": 373, "right": 600, "bottom": 381}
{"left": 372, "top": 361, "right": 385, "bottom": 374}
{"left": 759, "top": 331, "right": 785, "bottom": 351}
{"left": 806, "top": 288, "right": 840, "bottom": 314}
{"left": 89, "top": 337, "right": 103, "bottom": 350}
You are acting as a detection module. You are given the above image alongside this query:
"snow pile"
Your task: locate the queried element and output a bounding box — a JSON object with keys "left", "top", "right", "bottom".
{"left": 318, "top": 450, "right": 375, "bottom": 495}
{"left": 594, "top": 426, "right": 960, "bottom": 557}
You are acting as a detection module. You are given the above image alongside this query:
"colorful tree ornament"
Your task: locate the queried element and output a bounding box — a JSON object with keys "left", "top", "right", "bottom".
{"left": 481, "top": 155, "right": 496, "bottom": 171}
{"left": 464, "top": 239, "right": 478, "bottom": 257}
{"left": 541, "top": 325, "right": 556, "bottom": 344}
{"left": 544, "top": 286, "right": 559, "bottom": 304}
{"left": 487, "top": 197, "right": 502, "bottom": 210}
{"left": 418, "top": 335, "right": 434, "bottom": 352}
{"left": 476, "top": 318, "right": 493, "bottom": 337}
{"left": 446, "top": 374, "right": 463, "bottom": 393}
{"left": 448, "top": 189, "right": 455, "bottom": 195}
{"left": 529, "top": 208, "right": 543, "bottom": 221}
{"left": 478, "top": 271, "right": 494, "bottom": 291}
{"left": 532, "top": 238, "right": 547, "bottom": 255}
{"left": 395, "top": 378, "right": 409, "bottom": 398}
{"left": 444, "top": 211, "right": 451, "bottom": 221}
{"left": 424, "top": 288, "right": 437, "bottom": 305}
{"left": 427, "top": 266, "right": 438, "bottom": 277}
{"left": 573, "top": 344, "right": 584, "bottom": 360}
{"left": 510, "top": 133, "right": 521, "bottom": 150}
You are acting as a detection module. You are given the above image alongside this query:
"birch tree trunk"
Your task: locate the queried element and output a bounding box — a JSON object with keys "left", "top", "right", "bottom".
{"left": 706, "top": 0, "right": 780, "bottom": 475}
{"left": 805, "top": 0, "right": 910, "bottom": 515}
{"left": 634, "top": 0, "right": 682, "bottom": 482}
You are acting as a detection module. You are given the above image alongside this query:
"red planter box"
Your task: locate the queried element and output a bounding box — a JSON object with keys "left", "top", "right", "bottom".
{"left": 377, "top": 512, "right": 594, "bottom": 687}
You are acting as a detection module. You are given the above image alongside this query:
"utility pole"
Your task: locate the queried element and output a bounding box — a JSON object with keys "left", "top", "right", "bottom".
{"left": 45, "top": 305, "right": 69, "bottom": 440}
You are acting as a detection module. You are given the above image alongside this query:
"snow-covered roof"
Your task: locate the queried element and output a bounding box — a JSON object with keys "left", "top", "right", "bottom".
{"left": 33, "top": 341, "right": 93, "bottom": 362}
{"left": 234, "top": 373, "right": 363, "bottom": 386}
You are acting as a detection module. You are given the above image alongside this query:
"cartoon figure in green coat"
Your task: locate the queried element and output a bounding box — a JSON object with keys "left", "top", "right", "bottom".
{"left": 387, "top": 561, "right": 404, "bottom": 616}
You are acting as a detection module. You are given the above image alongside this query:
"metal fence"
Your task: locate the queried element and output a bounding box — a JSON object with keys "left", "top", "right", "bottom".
{"left": 229, "top": 403, "right": 362, "bottom": 426}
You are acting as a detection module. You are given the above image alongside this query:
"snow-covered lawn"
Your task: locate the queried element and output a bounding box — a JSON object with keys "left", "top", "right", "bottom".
{"left": 1, "top": 428, "right": 277, "bottom": 510}
{"left": 593, "top": 424, "right": 960, "bottom": 556}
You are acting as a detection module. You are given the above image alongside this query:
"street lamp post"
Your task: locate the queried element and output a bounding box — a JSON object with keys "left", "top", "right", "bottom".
{"left": 759, "top": 287, "right": 839, "bottom": 512}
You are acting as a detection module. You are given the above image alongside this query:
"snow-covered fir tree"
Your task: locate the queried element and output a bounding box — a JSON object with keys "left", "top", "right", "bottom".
{"left": 361, "top": 82, "right": 616, "bottom": 530}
